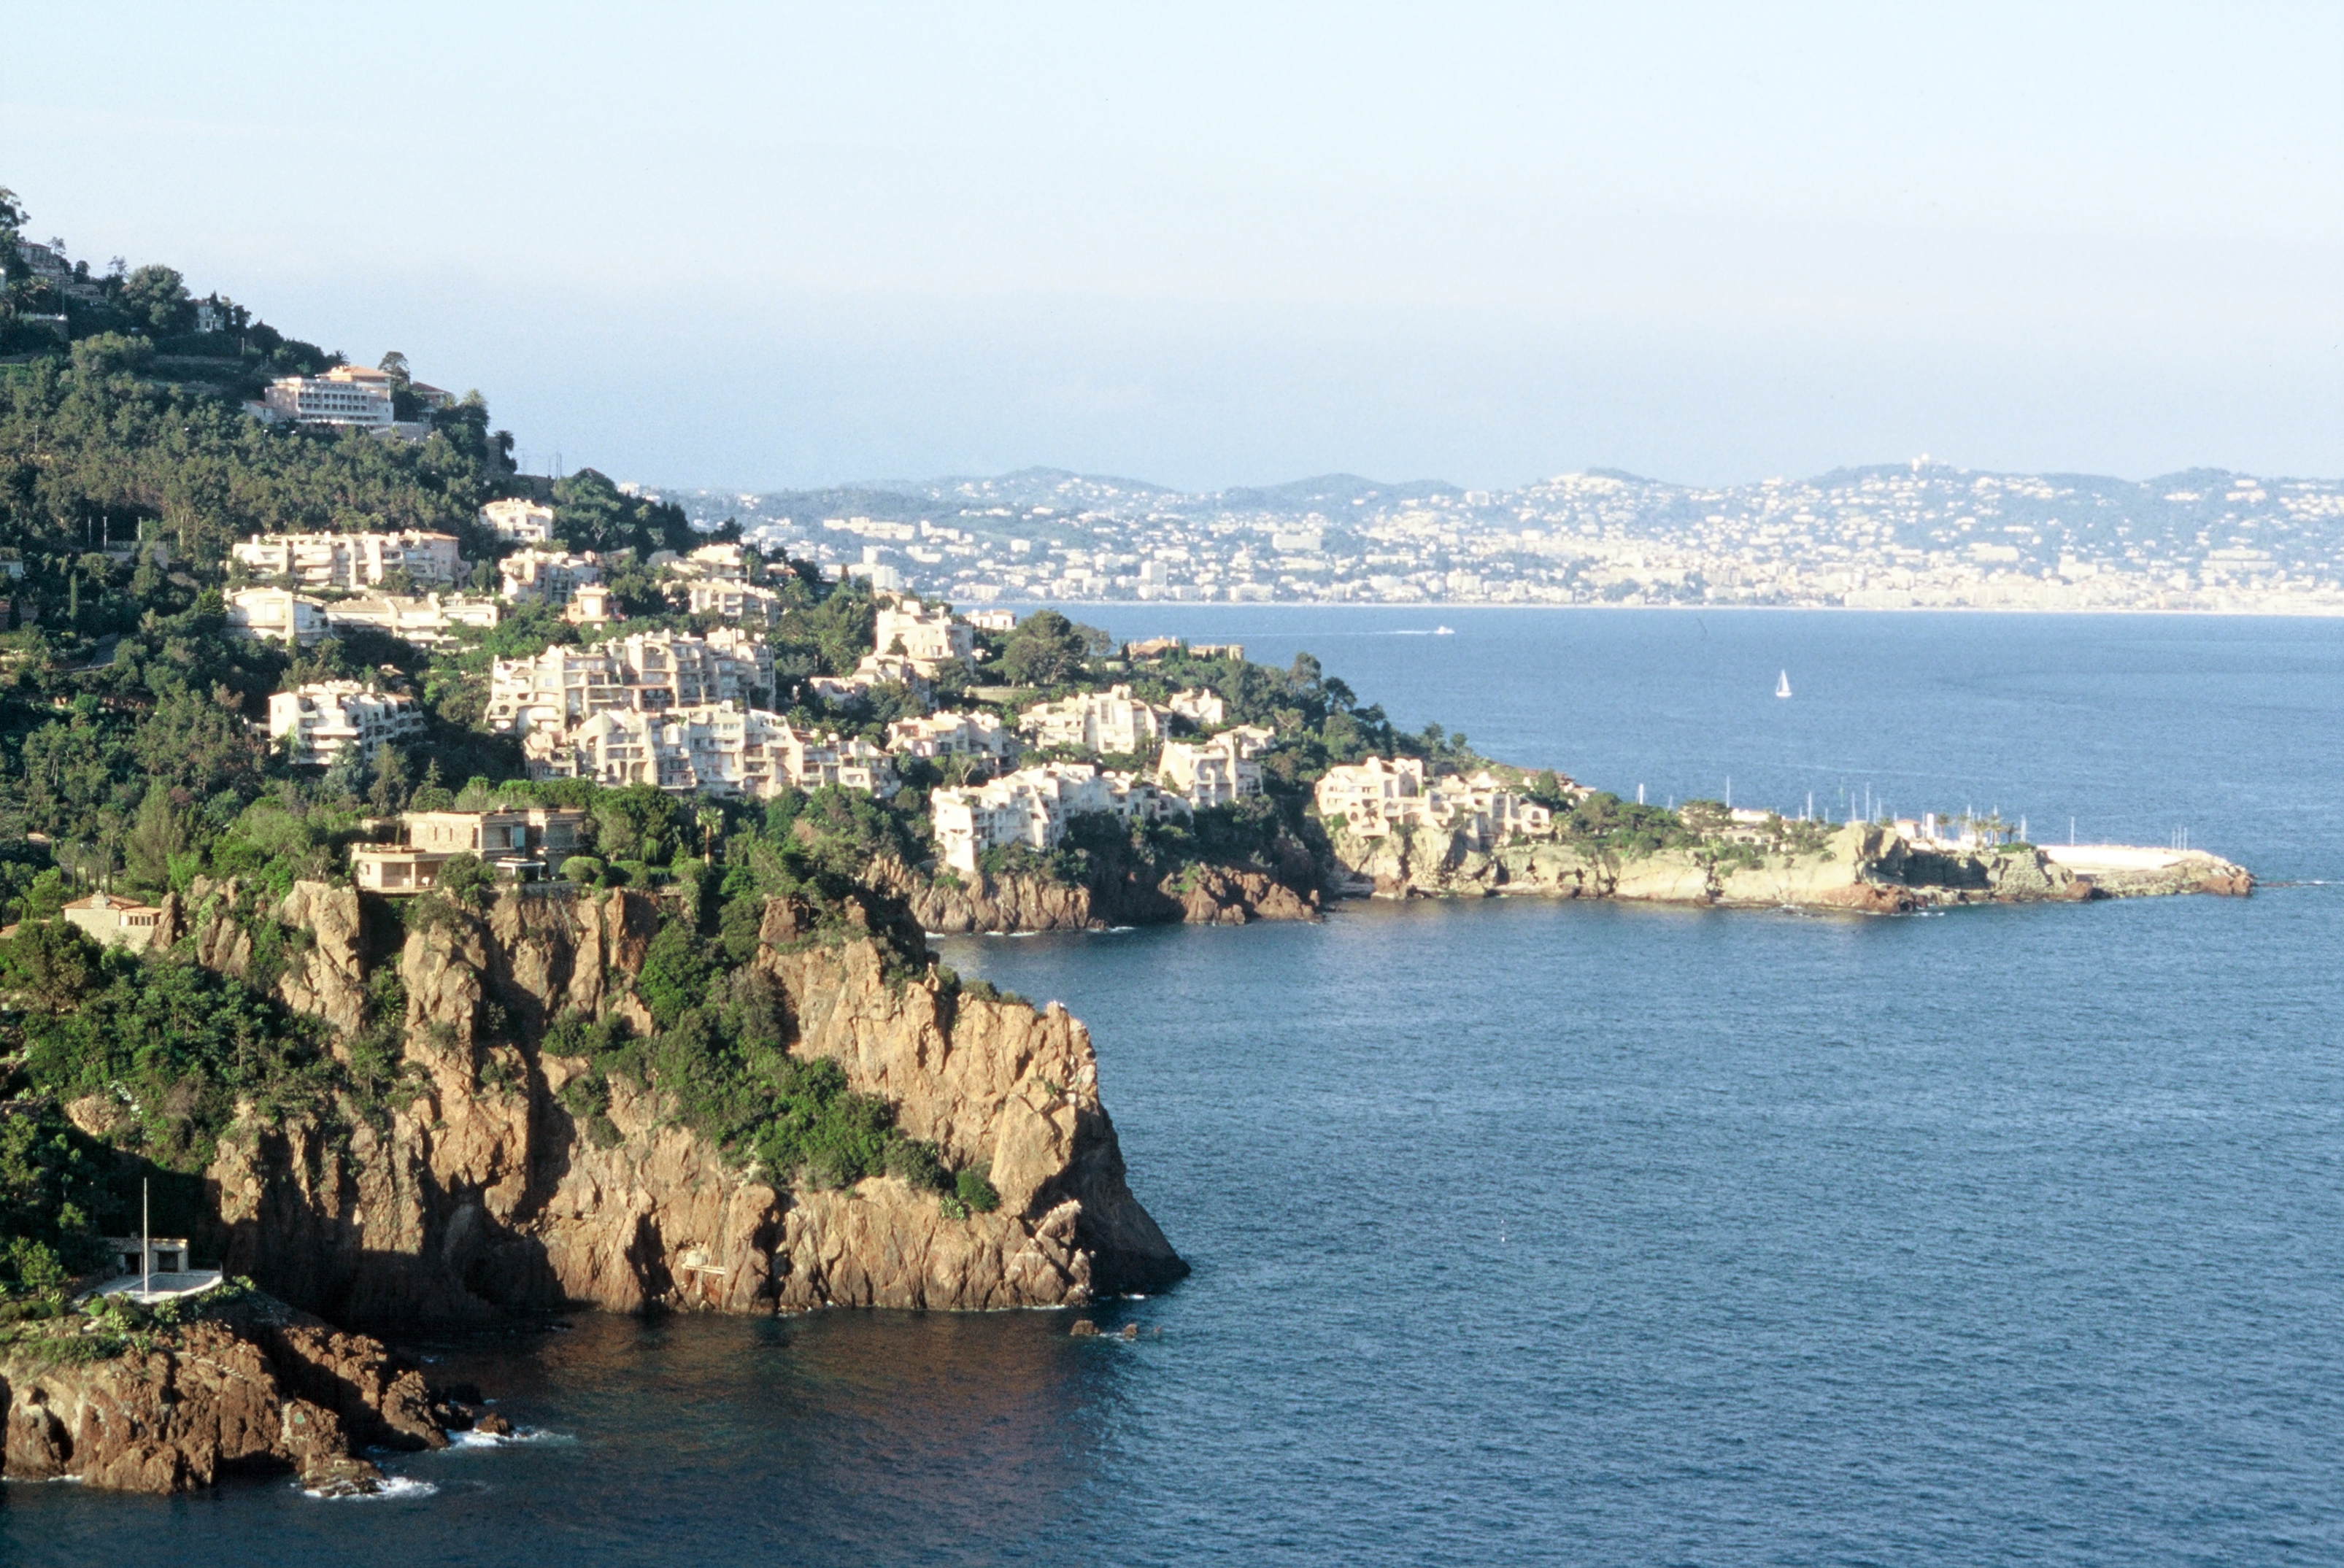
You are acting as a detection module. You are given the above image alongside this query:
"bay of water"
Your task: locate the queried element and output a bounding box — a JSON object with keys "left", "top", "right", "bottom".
{"left": 9, "top": 609, "right": 2341, "bottom": 1566}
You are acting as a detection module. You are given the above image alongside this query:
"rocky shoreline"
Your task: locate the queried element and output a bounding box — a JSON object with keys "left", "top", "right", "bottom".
{"left": 0, "top": 1288, "right": 495, "bottom": 1496}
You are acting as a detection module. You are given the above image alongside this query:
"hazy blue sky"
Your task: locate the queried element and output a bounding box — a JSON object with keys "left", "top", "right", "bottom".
{"left": 6, "top": 3, "right": 2339, "bottom": 490}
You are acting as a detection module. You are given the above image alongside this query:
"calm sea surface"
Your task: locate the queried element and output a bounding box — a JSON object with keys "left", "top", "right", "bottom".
{"left": 10, "top": 609, "right": 2342, "bottom": 1567}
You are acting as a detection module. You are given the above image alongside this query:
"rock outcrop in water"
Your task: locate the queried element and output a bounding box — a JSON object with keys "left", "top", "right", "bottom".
{"left": 1326, "top": 821, "right": 2252, "bottom": 909}
{"left": 0, "top": 1291, "right": 446, "bottom": 1495}
{"left": 170, "top": 881, "right": 1183, "bottom": 1332}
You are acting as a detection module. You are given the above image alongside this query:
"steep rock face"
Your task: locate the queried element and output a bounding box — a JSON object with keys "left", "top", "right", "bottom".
{"left": 1324, "top": 820, "right": 2237, "bottom": 910}
{"left": 201, "top": 885, "right": 1183, "bottom": 1329}
{"left": 0, "top": 1299, "right": 443, "bottom": 1495}
{"left": 871, "top": 855, "right": 1319, "bottom": 934}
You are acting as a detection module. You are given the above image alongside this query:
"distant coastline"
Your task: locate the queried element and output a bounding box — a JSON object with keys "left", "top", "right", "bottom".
{"left": 973, "top": 599, "right": 2344, "bottom": 618}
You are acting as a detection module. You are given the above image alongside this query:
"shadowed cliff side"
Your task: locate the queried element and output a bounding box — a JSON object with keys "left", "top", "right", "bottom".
{"left": 176, "top": 881, "right": 1183, "bottom": 1331}
{"left": 868, "top": 853, "right": 1319, "bottom": 933}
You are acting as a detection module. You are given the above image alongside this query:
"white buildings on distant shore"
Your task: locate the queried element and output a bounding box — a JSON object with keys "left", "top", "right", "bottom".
{"left": 1314, "top": 757, "right": 1552, "bottom": 846}
{"left": 1019, "top": 684, "right": 1166, "bottom": 754}
{"left": 233, "top": 530, "right": 464, "bottom": 591}
{"left": 480, "top": 498, "right": 556, "bottom": 544}
{"left": 930, "top": 762, "right": 1184, "bottom": 876}
{"left": 268, "top": 681, "right": 426, "bottom": 765}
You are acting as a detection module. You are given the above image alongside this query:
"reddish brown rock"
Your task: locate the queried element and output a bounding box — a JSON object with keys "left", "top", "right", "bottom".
{"left": 0, "top": 1304, "right": 445, "bottom": 1495}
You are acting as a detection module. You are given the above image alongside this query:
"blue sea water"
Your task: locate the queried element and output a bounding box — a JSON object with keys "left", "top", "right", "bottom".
{"left": 7, "top": 609, "right": 2341, "bottom": 1567}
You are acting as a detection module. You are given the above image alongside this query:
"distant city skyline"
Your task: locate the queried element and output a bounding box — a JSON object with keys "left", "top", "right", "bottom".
{"left": 6, "top": 4, "right": 2340, "bottom": 490}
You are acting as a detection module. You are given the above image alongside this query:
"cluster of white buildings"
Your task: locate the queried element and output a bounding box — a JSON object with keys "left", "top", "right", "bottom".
{"left": 487, "top": 629, "right": 903, "bottom": 800}
{"left": 925, "top": 673, "right": 1274, "bottom": 870}
{"left": 232, "top": 530, "right": 465, "bottom": 592}
{"left": 803, "top": 599, "right": 979, "bottom": 703}
{"left": 225, "top": 585, "right": 514, "bottom": 647}
{"left": 885, "top": 711, "right": 1017, "bottom": 764}
{"left": 1313, "top": 757, "right": 1554, "bottom": 848}
{"left": 487, "top": 629, "right": 775, "bottom": 734}
{"left": 266, "top": 681, "right": 426, "bottom": 766}
{"left": 930, "top": 763, "right": 1185, "bottom": 875}
{"left": 529, "top": 707, "right": 898, "bottom": 799}
{"left": 1018, "top": 684, "right": 1166, "bottom": 754}
{"left": 500, "top": 547, "right": 601, "bottom": 606}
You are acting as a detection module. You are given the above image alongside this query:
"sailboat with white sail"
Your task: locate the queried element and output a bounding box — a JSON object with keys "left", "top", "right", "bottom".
{"left": 1775, "top": 669, "right": 1792, "bottom": 699}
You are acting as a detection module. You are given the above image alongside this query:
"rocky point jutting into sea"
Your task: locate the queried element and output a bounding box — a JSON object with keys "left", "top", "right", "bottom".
{"left": 0, "top": 876, "right": 1181, "bottom": 1495}
{"left": 180, "top": 879, "right": 1184, "bottom": 1326}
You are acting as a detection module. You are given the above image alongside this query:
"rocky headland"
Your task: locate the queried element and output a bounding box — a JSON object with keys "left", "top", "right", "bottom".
{"left": 1323, "top": 819, "right": 2254, "bottom": 911}
{"left": 147, "top": 880, "right": 1187, "bottom": 1331}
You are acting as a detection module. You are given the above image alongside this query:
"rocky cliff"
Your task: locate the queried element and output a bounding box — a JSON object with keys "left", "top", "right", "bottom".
{"left": 871, "top": 854, "right": 1319, "bottom": 933}
{"left": 161, "top": 882, "right": 1183, "bottom": 1332}
{"left": 1327, "top": 821, "right": 2252, "bottom": 910}
{"left": 0, "top": 1291, "right": 450, "bottom": 1495}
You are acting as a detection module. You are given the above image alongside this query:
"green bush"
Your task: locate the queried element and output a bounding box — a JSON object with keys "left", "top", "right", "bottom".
{"left": 955, "top": 1166, "right": 1000, "bottom": 1214}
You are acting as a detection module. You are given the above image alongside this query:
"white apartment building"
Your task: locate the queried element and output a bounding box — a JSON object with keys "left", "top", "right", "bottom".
{"left": 233, "top": 530, "right": 464, "bottom": 590}
{"left": 1169, "top": 687, "right": 1227, "bottom": 727}
{"left": 612, "top": 627, "right": 773, "bottom": 709}
{"left": 806, "top": 652, "right": 932, "bottom": 705}
{"left": 262, "top": 372, "right": 393, "bottom": 428}
{"left": 1156, "top": 726, "right": 1273, "bottom": 808}
{"left": 966, "top": 609, "right": 1017, "bottom": 632}
{"left": 678, "top": 542, "right": 749, "bottom": 581}
{"left": 683, "top": 579, "right": 786, "bottom": 622}
{"left": 874, "top": 598, "right": 975, "bottom": 672}
{"left": 479, "top": 498, "right": 556, "bottom": 544}
{"left": 268, "top": 681, "right": 426, "bottom": 765}
{"left": 500, "top": 548, "right": 602, "bottom": 607}
{"left": 1314, "top": 757, "right": 1552, "bottom": 846}
{"left": 320, "top": 592, "right": 504, "bottom": 646}
{"left": 486, "top": 646, "right": 629, "bottom": 734}
{"left": 533, "top": 706, "right": 897, "bottom": 799}
{"left": 930, "top": 763, "right": 1184, "bottom": 876}
{"left": 1018, "top": 684, "right": 1167, "bottom": 754}
{"left": 886, "top": 711, "right": 1017, "bottom": 765}
{"left": 225, "top": 586, "right": 329, "bottom": 645}
{"left": 487, "top": 630, "right": 774, "bottom": 734}
{"left": 565, "top": 582, "right": 618, "bottom": 625}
